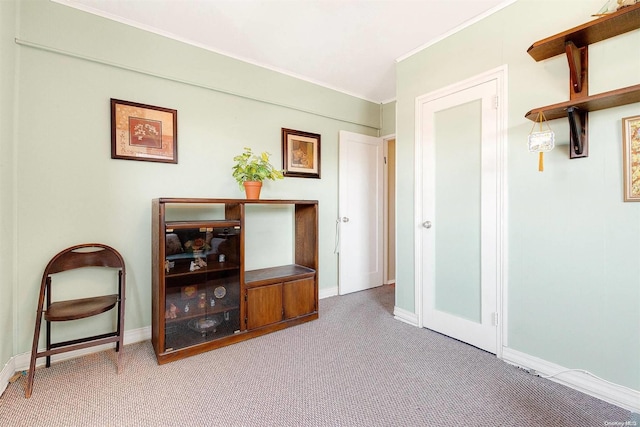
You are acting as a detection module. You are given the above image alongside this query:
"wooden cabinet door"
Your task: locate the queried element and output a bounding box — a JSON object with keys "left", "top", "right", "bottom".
{"left": 283, "top": 277, "right": 316, "bottom": 319}
{"left": 246, "top": 284, "right": 283, "bottom": 330}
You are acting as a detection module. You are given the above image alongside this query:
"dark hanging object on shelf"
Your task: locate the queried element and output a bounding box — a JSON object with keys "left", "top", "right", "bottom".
{"left": 567, "top": 107, "right": 588, "bottom": 159}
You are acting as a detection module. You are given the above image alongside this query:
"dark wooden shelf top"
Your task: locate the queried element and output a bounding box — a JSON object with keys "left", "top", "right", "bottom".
{"left": 527, "top": 3, "right": 640, "bottom": 61}
{"left": 525, "top": 84, "right": 640, "bottom": 121}
{"left": 245, "top": 264, "right": 315, "bottom": 287}
{"left": 156, "top": 198, "right": 318, "bottom": 205}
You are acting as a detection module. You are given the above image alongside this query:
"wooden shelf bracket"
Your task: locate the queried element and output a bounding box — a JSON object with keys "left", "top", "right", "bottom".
{"left": 567, "top": 106, "right": 588, "bottom": 158}
{"left": 565, "top": 41, "right": 587, "bottom": 96}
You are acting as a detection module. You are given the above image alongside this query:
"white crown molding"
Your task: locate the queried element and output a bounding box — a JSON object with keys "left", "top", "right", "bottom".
{"left": 51, "top": 0, "right": 381, "bottom": 104}
{"left": 396, "top": 0, "right": 518, "bottom": 63}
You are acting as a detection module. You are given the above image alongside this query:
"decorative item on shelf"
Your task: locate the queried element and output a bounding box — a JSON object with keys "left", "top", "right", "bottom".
{"left": 164, "top": 303, "right": 179, "bottom": 319}
{"left": 188, "top": 315, "right": 223, "bottom": 336}
{"left": 198, "top": 292, "right": 207, "bottom": 309}
{"left": 593, "top": 0, "right": 638, "bottom": 16}
{"left": 528, "top": 111, "right": 555, "bottom": 172}
{"left": 184, "top": 238, "right": 210, "bottom": 253}
{"left": 189, "top": 257, "right": 207, "bottom": 272}
{"left": 214, "top": 286, "right": 227, "bottom": 299}
{"left": 232, "top": 147, "right": 284, "bottom": 199}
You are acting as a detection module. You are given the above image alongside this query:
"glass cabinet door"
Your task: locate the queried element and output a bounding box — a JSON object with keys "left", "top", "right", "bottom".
{"left": 162, "top": 223, "right": 240, "bottom": 352}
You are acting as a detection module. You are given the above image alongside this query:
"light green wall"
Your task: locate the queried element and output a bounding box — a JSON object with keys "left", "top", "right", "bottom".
{"left": 381, "top": 101, "right": 396, "bottom": 136}
{"left": 0, "top": 0, "right": 17, "bottom": 367}
{"left": 396, "top": 0, "right": 639, "bottom": 389}
{"left": 6, "top": 0, "right": 379, "bottom": 356}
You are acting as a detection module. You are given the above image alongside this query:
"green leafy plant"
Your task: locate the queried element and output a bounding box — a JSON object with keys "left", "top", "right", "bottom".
{"left": 232, "top": 147, "right": 284, "bottom": 189}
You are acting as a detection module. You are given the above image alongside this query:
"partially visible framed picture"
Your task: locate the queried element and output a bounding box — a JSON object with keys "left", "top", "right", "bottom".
{"left": 111, "top": 98, "right": 177, "bottom": 163}
{"left": 622, "top": 115, "right": 640, "bottom": 202}
{"left": 282, "top": 128, "right": 321, "bottom": 179}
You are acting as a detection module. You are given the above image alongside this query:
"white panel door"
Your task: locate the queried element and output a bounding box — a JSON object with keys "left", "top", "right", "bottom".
{"left": 417, "top": 70, "right": 504, "bottom": 354}
{"left": 338, "top": 131, "right": 383, "bottom": 295}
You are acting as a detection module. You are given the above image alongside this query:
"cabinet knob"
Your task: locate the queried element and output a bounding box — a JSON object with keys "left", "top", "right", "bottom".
{"left": 341, "top": 217, "right": 350, "bottom": 223}
{"left": 422, "top": 221, "right": 432, "bottom": 229}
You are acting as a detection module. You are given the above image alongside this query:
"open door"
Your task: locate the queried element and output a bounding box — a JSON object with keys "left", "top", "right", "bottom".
{"left": 338, "top": 131, "right": 383, "bottom": 295}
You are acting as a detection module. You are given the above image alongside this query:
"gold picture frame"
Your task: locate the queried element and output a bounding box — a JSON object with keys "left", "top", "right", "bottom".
{"left": 111, "top": 99, "right": 178, "bottom": 163}
{"left": 622, "top": 115, "right": 640, "bottom": 202}
{"left": 282, "top": 128, "right": 321, "bottom": 179}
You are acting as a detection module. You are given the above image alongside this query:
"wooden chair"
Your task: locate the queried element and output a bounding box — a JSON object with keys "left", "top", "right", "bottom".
{"left": 25, "top": 243, "right": 126, "bottom": 398}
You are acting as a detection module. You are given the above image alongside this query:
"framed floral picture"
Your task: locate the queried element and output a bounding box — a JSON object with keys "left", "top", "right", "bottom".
{"left": 622, "top": 115, "right": 640, "bottom": 202}
{"left": 282, "top": 128, "right": 321, "bottom": 178}
{"left": 111, "top": 99, "right": 177, "bottom": 163}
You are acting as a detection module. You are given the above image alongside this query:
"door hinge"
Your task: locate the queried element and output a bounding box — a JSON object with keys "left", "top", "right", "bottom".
{"left": 492, "top": 312, "right": 499, "bottom": 326}
{"left": 493, "top": 95, "right": 499, "bottom": 109}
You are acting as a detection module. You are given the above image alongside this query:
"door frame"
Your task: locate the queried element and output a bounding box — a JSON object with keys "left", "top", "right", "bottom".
{"left": 383, "top": 134, "right": 396, "bottom": 285}
{"left": 413, "top": 66, "right": 508, "bottom": 358}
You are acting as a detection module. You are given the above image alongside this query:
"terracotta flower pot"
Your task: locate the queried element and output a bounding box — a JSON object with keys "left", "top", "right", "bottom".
{"left": 243, "top": 181, "right": 262, "bottom": 199}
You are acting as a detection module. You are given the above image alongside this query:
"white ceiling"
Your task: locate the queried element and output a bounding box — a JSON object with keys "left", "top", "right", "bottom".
{"left": 55, "top": 0, "right": 513, "bottom": 103}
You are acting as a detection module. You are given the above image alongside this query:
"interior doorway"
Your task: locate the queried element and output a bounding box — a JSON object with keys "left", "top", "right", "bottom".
{"left": 337, "top": 131, "right": 397, "bottom": 295}
{"left": 384, "top": 137, "right": 396, "bottom": 285}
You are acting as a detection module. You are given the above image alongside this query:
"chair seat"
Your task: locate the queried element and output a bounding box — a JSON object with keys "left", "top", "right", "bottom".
{"left": 45, "top": 294, "right": 118, "bottom": 321}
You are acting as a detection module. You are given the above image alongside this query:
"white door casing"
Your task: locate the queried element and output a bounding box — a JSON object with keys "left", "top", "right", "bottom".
{"left": 338, "top": 131, "right": 384, "bottom": 295}
{"left": 415, "top": 67, "right": 507, "bottom": 355}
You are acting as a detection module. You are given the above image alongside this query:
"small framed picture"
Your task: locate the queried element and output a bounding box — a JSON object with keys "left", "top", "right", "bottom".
{"left": 282, "top": 128, "right": 321, "bottom": 179}
{"left": 622, "top": 115, "right": 640, "bottom": 202}
{"left": 111, "top": 98, "right": 177, "bottom": 163}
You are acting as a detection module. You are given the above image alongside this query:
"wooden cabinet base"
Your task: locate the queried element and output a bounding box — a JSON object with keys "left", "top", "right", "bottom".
{"left": 155, "top": 312, "right": 318, "bottom": 364}
{"left": 152, "top": 198, "right": 319, "bottom": 364}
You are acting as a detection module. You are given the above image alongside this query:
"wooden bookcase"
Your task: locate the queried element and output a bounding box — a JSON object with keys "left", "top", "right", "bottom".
{"left": 151, "top": 198, "right": 318, "bottom": 364}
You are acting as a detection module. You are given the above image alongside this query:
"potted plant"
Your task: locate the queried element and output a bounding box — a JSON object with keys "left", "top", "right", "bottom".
{"left": 232, "top": 147, "right": 284, "bottom": 199}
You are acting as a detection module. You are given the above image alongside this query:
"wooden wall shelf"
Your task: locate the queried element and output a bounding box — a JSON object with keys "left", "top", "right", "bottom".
{"left": 527, "top": 4, "right": 640, "bottom": 61}
{"left": 525, "top": 3, "right": 640, "bottom": 159}
{"left": 525, "top": 84, "right": 640, "bottom": 121}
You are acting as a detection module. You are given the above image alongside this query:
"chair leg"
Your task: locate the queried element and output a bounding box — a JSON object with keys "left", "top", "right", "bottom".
{"left": 25, "top": 312, "right": 44, "bottom": 398}
{"left": 45, "top": 320, "right": 51, "bottom": 368}
{"left": 116, "top": 340, "right": 123, "bottom": 374}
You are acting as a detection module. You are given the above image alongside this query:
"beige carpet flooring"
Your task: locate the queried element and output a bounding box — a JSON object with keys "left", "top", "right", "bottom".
{"left": 0, "top": 284, "right": 635, "bottom": 426}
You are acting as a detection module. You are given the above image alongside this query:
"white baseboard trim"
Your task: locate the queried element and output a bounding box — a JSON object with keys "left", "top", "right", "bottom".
{"left": 6, "top": 326, "right": 151, "bottom": 377}
{"left": 319, "top": 286, "right": 338, "bottom": 299}
{"left": 1, "top": 326, "right": 151, "bottom": 396}
{"left": 393, "top": 305, "right": 419, "bottom": 326}
{"left": 502, "top": 347, "right": 640, "bottom": 413}
{"left": 0, "top": 357, "right": 17, "bottom": 396}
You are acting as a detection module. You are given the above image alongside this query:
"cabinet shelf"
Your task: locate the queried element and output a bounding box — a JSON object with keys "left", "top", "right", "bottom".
{"left": 165, "top": 262, "right": 239, "bottom": 279}
{"left": 525, "top": 3, "right": 640, "bottom": 158}
{"left": 164, "top": 304, "right": 240, "bottom": 324}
